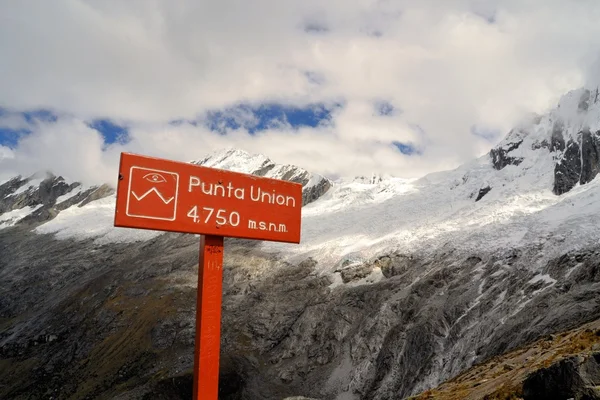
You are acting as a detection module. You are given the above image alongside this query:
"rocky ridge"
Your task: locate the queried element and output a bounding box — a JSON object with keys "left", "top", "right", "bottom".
{"left": 489, "top": 86, "right": 600, "bottom": 196}
{"left": 195, "top": 148, "right": 332, "bottom": 206}
{"left": 0, "top": 148, "right": 332, "bottom": 232}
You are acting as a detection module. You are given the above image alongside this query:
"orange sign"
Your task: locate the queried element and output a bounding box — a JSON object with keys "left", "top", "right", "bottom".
{"left": 114, "top": 152, "right": 302, "bottom": 243}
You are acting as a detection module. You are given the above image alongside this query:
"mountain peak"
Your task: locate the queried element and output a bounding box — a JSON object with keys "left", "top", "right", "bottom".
{"left": 192, "top": 147, "right": 333, "bottom": 205}
{"left": 489, "top": 85, "right": 600, "bottom": 195}
{"left": 193, "top": 147, "right": 273, "bottom": 175}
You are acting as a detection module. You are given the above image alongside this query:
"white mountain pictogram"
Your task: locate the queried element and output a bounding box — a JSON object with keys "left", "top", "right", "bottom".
{"left": 131, "top": 187, "right": 175, "bottom": 204}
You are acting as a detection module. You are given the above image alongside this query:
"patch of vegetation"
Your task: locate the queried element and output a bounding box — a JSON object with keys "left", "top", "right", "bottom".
{"left": 411, "top": 319, "right": 600, "bottom": 399}
{"left": 66, "top": 282, "right": 184, "bottom": 399}
{"left": 0, "top": 274, "right": 196, "bottom": 400}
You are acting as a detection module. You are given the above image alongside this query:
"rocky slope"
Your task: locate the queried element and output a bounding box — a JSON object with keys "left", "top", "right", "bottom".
{"left": 412, "top": 317, "right": 600, "bottom": 400}
{"left": 3, "top": 86, "right": 600, "bottom": 399}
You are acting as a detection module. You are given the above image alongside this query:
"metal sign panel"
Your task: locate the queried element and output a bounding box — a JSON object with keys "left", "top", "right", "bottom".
{"left": 114, "top": 152, "right": 302, "bottom": 243}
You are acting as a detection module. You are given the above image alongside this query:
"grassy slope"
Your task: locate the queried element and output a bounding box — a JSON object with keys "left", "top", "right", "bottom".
{"left": 411, "top": 318, "right": 600, "bottom": 400}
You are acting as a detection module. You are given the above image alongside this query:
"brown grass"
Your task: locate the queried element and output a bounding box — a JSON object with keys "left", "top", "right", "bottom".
{"left": 411, "top": 319, "right": 600, "bottom": 400}
{"left": 66, "top": 281, "right": 183, "bottom": 400}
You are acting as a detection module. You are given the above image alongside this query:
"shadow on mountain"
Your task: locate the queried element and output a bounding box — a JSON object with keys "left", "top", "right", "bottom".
{"left": 144, "top": 356, "right": 248, "bottom": 400}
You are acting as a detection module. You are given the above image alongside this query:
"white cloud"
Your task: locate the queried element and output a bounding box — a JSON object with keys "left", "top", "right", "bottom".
{"left": 0, "top": 113, "right": 31, "bottom": 131}
{"left": 0, "top": 119, "right": 110, "bottom": 185}
{"left": 2, "top": 0, "right": 600, "bottom": 183}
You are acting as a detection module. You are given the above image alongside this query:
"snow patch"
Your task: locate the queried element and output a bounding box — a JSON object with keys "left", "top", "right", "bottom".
{"left": 304, "top": 173, "right": 326, "bottom": 189}
{"left": 197, "top": 148, "right": 272, "bottom": 175}
{"left": 490, "top": 269, "right": 505, "bottom": 278}
{"left": 494, "top": 290, "right": 507, "bottom": 308}
{"left": 10, "top": 178, "right": 44, "bottom": 196}
{"left": 328, "top": 273, "right": 345, "bottom": 290}
{"left": 528, "top": 274, "right": 557, "bottom": 285}
{"left": 565, "top": 262, "right": 584, "bottom": 278}
{"left": 0, "top": 205, "right": 43, "bottom": 228}
{"left": 265, "top": 164, "right": 309, "bottom": 181}
{"left": 55, "top": 185, "right": 88, "bottom": 204}
{"left": 34, "top": 195, "right": 162, "bottom": 244}
{"left": 346, "top": 267, "right": 385, "bottom": 288}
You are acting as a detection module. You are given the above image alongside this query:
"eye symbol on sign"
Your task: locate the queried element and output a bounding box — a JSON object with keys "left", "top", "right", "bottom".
{"left": 130, "top": 171, "right": 176, "bottom": 205}
{"left": 143, "top": 173, "right": 167, "bottom": 183}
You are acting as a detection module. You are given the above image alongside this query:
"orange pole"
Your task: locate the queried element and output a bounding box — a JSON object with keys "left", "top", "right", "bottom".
{"left": 193, "top": 235, "right": 224, "bottom": 399}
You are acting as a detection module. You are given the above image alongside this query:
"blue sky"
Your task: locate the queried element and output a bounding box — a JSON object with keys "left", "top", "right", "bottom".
{"left": 0, "top": 108, "right": 57, "bottom": 146}
{"left": 1, "top": 101, "right": 424, "bottom": 155}
{"left": 0, "top": 108, "right": 130, "bottom": 147}
{"left": 88, "top": 119, "right": 129, "bottom": 145}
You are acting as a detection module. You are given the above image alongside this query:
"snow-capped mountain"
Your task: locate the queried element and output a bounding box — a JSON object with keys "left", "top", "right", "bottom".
{"left": 0, "top": 148, "right": 332, "bottom": 243}
{"left": 3, "top": 86, "right": 600, "bottom": 399}
{"left": 491, "top": 86, "right": 600, "bottom": 195}
{"left": 260, "top": 86, "right": 600, "bottom": 275}
{"left": 195, "top": 148, "right": 332, "bottom": 206}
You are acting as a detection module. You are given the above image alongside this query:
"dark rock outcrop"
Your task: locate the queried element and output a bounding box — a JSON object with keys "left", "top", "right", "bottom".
{"left": 579, "top": 89, "right": 592, "bottom": 112}
{"left": 552, "top": 127, "right": 600, "bottom": 195}
{"left": 79, "top": 184, "right": 114, "bottom": 207}
{"left": 0, "top": 174, "right": 84, "bottom": 221}
{"left": 301, "top": 177, "right": 332, "bottom": 206}
{"left": 490, "top": 139, "right": 524, "bottom": 170}
{"left": 551, "top": 121, "right": 566, "bottom": 153}
{"left": 554, "top": 139, "right": 582, "bottom": 195}
{"left": 337, "top": 262, "right": 373, "bottom": 283}
{"left": 0, "top": 174, "right": 113, "bottom": 227}
{"left": 376, "top": 254, "right": 415, "bottom": 278}
{"left": 580, "top": 130, "right": 600, "bottom": 185}
{"left": 475, "top": 186, "right": 491, "bottom": 201}
{"left": 523, "top": 353, "right": 600, "bottom": 400}
{"left": 492, "top": 122, "right": 600, "bottom": 197}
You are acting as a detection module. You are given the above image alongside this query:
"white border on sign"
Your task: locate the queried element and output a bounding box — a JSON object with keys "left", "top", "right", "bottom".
{"left": 126, "top": 166, "right": 179, "bottom": 221}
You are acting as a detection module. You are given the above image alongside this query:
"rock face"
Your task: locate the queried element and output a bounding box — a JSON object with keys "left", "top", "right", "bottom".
{"left": 551, "top": 126, "right": 600, "bottom": 195}
{"left": 0, "top": 173, "right": 110, "bottom": 227}
{"left": 490, "top": 138, "right": 524, "bottom": 170}
{"left": 580, "top": 130, "right": 600, "bottom": 185}
{"left": 553, "top": 129, "right": 600, "bottom": 195}
{"left": 475, "top": 185, "right": 491, "bottom": 201}
{"left": 5, "top": 222, "right": 600, "bottom": 399}
{"left": 221, "top": 246, "right": 600, "bottom": 399}
{"left": 0, "top": 173, "right": 76, "bottom": 213}
{"left": 554, "top": 139, "right": 583, "bottom": 195}
{"left": 489, "top": 87, "right": 600, "bottom": 196}
{"left": 523, "top": 353, "right": 600, "bottom": 400}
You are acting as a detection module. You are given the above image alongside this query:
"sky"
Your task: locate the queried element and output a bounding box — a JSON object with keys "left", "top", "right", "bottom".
{"left": 1, "top": 0, "right": 600, "bottom": 186}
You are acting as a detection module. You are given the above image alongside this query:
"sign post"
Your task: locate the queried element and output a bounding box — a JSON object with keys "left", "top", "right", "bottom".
{"left": 193, "top": 235, "right": 224, "bottom": 399}
{"left": 113, "top": 152, "right": 302, "bottom": 399}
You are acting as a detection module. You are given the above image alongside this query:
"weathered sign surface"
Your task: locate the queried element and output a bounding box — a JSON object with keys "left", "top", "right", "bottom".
{"left": 114, "top": 152, "right": 303, "bottom": 243}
